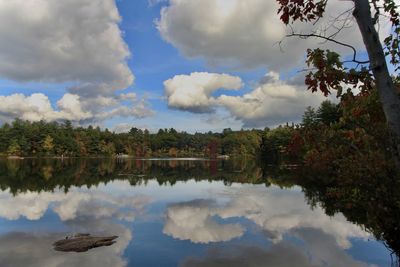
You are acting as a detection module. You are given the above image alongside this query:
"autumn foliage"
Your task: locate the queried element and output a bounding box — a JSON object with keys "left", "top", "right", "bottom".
{"left": 288, "top": 88, "right": 396, "bottom": 175}
{"left": 277, "top": 0, "right": 326, "bottom": 24}
{"left": 304, "top": 49, "right": 373, "bottom": 97}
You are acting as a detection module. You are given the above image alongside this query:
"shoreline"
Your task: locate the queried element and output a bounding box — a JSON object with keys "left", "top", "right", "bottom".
{"left": 0, "top": 156, "right": 238, "bottom": 160}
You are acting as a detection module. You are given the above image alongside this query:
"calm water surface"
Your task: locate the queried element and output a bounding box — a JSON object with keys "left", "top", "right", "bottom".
{"left": 0, "top": 159, "right": 393, "bottom": 266}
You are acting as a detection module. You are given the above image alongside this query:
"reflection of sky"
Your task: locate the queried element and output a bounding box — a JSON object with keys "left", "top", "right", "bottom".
{"left": 0, "top": 180, "right": 391, "bottom": 267}
{"left": 0, "top": 190, "right": 142, "bottom": 266}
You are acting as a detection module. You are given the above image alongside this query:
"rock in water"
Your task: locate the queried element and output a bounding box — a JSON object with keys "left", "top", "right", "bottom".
{"left": 53, "top": 234, "right": 118, "bottom": 252}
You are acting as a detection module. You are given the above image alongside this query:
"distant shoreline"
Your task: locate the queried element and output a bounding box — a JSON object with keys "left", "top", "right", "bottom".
{"left": 0, "top": 156, "right": 235, "bottom": 160}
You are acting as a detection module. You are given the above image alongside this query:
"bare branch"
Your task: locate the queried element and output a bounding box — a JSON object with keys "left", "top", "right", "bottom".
{"left": 325, "top": 7, "right": 355, "bottom": 40}
{"left": 285, "top": 32, "right": 370, "bottom": 64}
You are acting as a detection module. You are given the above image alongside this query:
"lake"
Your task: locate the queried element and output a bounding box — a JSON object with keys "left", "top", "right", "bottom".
{"left": 0, "top": 158, "right": 395, "bottom": 266}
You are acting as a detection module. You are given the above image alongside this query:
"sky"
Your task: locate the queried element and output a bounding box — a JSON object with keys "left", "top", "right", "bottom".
{"left": 0, "top": 0, "right": 383, "bottom": 133}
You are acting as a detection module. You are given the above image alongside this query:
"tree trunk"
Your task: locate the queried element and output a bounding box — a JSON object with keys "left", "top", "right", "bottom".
{"left": 353, "top": 0, "right": 400, "bottom": 159}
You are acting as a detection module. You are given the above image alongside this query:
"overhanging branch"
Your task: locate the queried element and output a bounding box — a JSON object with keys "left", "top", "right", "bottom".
{"left": 286, "top": 32, "right": 370, "bottom": 64}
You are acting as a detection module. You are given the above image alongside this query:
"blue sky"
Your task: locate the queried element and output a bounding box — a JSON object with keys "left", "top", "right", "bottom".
{"left": 0, "top": 0, "right": 380, "bottom": 132}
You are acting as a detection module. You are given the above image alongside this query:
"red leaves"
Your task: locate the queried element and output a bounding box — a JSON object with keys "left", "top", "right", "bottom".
{"left": 280, "top": 9, "right": 290, "bottom": 24}
{"left": 304, "top": 49, "right": 344, "bottom": 96}
{"left": 277, "top": 0, "right": 326, "bottom": 24}
{"left": 304, "top": 49, "right": 373, "bottom": 97}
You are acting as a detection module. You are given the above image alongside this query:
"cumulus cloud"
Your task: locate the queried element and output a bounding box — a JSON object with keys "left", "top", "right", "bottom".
{"left": 163, "top": 199, "right": 244, "bottom": 243}
{"left": 0, "top": 0, "right": 133, "bottom": 89}
{"left": 94, "top": 99, "right": 155, "bottom": 122}
{"left": 0, "top": 93, "right": 91, "bottom": 123}
{"left": 164, "top": 72, "right": 243, "bottom": 113}
{"left": 157, "top": 0, "right": 375, "bottom": 70}
{"left": 165, "top": 72, "right": 333, "bottom": 127}
{"left": 0, "top": 92, "right": 154, "bottom": 124}
{"left": 216, "top": 72, "right": 331, "bottom": 127}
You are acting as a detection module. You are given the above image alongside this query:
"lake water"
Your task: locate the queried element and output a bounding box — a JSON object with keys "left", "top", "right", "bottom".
{"left": 0, "top": 159, "right": 394, "bottom": 266}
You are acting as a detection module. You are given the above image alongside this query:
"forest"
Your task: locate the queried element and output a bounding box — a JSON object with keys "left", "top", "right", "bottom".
{"left": 0, "top": 118, "right": 268, "bottom": 158}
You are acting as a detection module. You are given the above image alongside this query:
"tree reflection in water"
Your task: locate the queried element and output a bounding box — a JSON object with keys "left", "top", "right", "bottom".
{"left": 280, "top": 166, "right": 400, "bottom": 267}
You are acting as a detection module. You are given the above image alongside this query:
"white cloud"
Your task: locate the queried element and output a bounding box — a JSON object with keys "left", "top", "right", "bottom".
{"left": 216, "top": 72, "right": 331, "bottom": 127}
{"left": 94, "top": 99, "right": 155, "bottom": 122}
{"left": 164, "top": 72, "right": 243, "bottom": 113}
{"left": 163, "top": 199, "right": 244, "bottom": 243}
{"left": 0, "top": 0, "right": 133, "bottom": 91}
{"left": 157, "top": 0, "right": 372, "bottom": 70}
{"left": 57, "top": 94, "right": 94, "bottom": 121}
{"left": 0, "top": 92, "right": 154, "bottom": 124}
{"left": 164, "top": 72, "right": 333, "bottom": 127}
{"left": 0, "top": 93, "right": 92, "bottom": 122}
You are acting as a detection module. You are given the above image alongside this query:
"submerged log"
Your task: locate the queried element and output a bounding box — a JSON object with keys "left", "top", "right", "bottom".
{"left": 53, "top": 234, "right": 118, "bottom": 252}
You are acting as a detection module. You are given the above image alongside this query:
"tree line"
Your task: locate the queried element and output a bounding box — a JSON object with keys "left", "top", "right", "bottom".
{"left": 0, "top": 119, "right": 279, "bottom": 158}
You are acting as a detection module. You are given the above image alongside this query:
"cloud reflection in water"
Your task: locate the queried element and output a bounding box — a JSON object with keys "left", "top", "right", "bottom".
{"left": 163, "top": 199, "right": 244, "bottom": 243}
{"left": 0, "top": 187, "right": 152, "bottom": 267}
{"left": 164, "top": 186, "right": 374, "bottom": 267}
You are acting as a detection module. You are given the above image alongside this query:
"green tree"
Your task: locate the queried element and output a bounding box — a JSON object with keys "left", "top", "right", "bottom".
{"left": 261, "top": 125, "right": 294, "bottom": 163}
{"left": 0, "top": 119, "right": 267, "bottom": 159}
{"left": 42, "top": 135, "right": 55, "bottom": 155}
{"left": 302, "top": 106, "right": 317, "bottom": 128}
{"left": 316, "top": 100, "right": 341, "bottom": 125}
{"left": 98, "top": 140, "right": 116, "bottom": 156}
{"left": 7, "top": 139, "right": 21, "bottom": 156}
